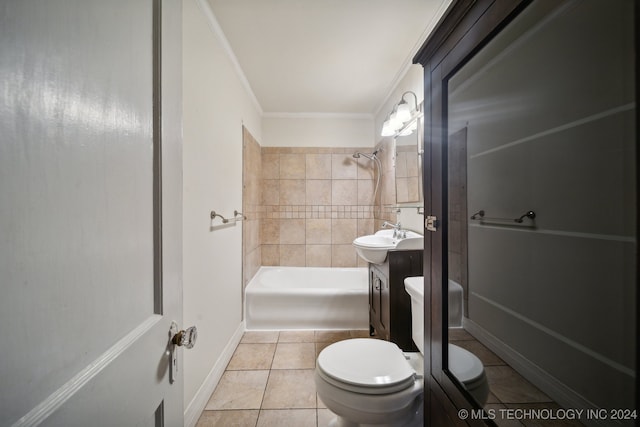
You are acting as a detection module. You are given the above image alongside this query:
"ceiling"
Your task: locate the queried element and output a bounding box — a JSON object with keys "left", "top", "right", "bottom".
{"left": 207, "top": 0, "right": 449, "bottom": 116}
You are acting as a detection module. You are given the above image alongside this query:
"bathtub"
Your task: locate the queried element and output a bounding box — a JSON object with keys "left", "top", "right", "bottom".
{"left": 245, "top": 266, "right": 369, "bottom": 330}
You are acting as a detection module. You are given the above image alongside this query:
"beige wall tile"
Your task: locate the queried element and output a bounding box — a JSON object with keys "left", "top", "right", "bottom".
{"left": 262, "top": 153, "right": 279, "bottom": 179}
{"left": 305, "top": 153, "right": 331, "bottom": 179}
{"left": 262, "top": 179, "right": 279, "bottom": 205}
{"left": 261, "top": 219, "right": 280, "bottom": 244}
{"left": 306, "top": 219, "right": 331, "bottom": 244}
{"left": 396, "top": 151, "right": 408, "bottom": 178}
{"left": 262, "top": 245, "right": 280, "bottom": 266}
{"left": 243, "top": 247, "right": 261, "bottom": 287}
{"left": 331, "top": 244, "right": 357, "bottom": 267}
{"left": 331, "top": 180, "right": 358, "bottom": 205}
{"left": 279, "top": 218, "right": 305, "bottom": 244}
{"left": 357, "top": 218, "right": 374, "bottom": 236}
{"left": 305, "top": 180, "right": 331, "bottom": 205}
{"left": 244, "top": 218, "right": 260, "bottom": 252}
{"left": 279, "top": 179, "right": 305, "bottom": 205}
{"left": 306, "top": 245, "right": 332, "bottom": 267}
{"left": 355, "top": 158, "right": 376, "bottom": 180}
{"left": 331, "top": 154, "right": 357, "bottom": 179}
{"left": 331, "top": 218, "right": 357, "bottom": 244}
{"left": 280, "top": 153, "right": 305, "bottom": 179}
{"left": 357, "top": 179, "right": 375, "bottom": 205}
{"left": 280, "top": 245, "right": 306, "bottom": 266}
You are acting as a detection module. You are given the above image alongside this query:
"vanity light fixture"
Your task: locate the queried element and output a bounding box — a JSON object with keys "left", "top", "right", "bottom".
{"left": 381, "top": 91, "right": 421, "bottom": 137}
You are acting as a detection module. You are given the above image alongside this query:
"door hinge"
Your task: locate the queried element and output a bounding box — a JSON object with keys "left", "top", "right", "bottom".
{"left": 425, "top": 215, "right": 439, "bottom": 232}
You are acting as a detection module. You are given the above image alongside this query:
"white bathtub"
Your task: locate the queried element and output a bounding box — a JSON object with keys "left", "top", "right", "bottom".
{"left": 245, "top": 266, "right": 369, "bottom": 330}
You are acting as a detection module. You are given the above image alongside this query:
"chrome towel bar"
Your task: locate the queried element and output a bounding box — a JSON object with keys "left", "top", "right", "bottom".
{"left": 210, "top": 210, "right": 246, "bottom": 224}
{"left": 470, "top": 210, "right": 536, "bottom": 223}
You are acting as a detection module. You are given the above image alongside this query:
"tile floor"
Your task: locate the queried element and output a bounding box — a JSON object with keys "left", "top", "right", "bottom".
{"left": 450, "top": 328, "right": 584, "bottom": 427}
{"left": 197, "top": 329, "right": 583, "bottom": 427}
{"left": 196, "top": 329, "right": 369, "bottom": 427}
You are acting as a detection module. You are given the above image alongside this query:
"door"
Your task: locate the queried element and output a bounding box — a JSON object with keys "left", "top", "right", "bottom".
{"left": 0, "top": 1, "right": 183, "bottom": 426}
{"left": 418, "top": 0, "right": 637, "bottom": 424}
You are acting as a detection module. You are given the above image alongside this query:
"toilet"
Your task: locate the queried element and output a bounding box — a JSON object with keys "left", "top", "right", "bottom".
{"left": 315, "top": 276, "right": 488, "bottom": 426}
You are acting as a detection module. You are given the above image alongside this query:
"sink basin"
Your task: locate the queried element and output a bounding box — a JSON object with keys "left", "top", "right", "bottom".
{"left": 353, "top": 229, "right": 423, "bottom": 264}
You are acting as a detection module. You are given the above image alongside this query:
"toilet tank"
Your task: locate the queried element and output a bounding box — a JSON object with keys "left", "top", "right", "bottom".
{"left": 403, "top": 276, "right": 424, "bottom": 354}
{"left": 448, "top": 279, "right": 463, "bottom": 328}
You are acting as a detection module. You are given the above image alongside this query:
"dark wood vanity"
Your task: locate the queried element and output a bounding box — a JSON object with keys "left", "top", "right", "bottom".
{"left": 368, "top": 249, "right": 423, "bottom": 352}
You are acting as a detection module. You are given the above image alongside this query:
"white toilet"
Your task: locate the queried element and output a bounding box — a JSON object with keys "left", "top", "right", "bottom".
{"left": 405, "top": 276, "right": 489, "bottom": 406}
{"left": 315, "top": 276, "right": 488, "bottom": 427}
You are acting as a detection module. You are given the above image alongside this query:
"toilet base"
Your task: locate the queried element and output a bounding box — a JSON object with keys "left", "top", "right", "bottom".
{"left": 325, "top": 394, "right": 423, "bottom": 427}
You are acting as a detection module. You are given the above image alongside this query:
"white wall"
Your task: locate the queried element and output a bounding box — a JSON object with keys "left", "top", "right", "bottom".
{"left": 262, "top": 115, "right": 373, "bottom": 147}
{"left": 182, "top": 0, "right": 262, "bottom": 417}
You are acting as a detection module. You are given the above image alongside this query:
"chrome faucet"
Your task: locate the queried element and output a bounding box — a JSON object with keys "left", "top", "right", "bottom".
{"left": 382, "top": 221, "right": 404, "bottom": 238}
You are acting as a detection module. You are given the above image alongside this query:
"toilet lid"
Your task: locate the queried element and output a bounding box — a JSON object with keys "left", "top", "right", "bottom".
{"left": 448, "top": 344, "right": 484, "bottom": 383}
{"left": 317, "top": 339, "right": 415, "bottom": 388}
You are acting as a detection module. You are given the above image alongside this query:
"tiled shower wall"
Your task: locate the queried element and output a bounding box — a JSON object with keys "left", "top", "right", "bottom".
{"left": 261, "top": 147, "right": 376, "bottom": 269}
{"left": 242, "top": 127, "right": 401, "bottom": 286}
{"left": 242, "top": 127, "right": 262, "bottom": 289}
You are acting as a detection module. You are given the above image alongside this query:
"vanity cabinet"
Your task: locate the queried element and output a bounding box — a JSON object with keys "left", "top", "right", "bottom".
{"left": 369, "top": 249, "right": 423, "bottom": 351}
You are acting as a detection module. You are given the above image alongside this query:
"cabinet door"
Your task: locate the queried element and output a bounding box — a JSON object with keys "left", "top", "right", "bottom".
{"left": 379, "top": 273, "right": 390, "bottom": 332}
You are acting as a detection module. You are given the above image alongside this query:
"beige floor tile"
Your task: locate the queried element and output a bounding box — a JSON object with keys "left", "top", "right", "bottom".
{"left": 449, "top": 327, "right": 475, "bottom": 341}
{"left": 196, "top": 410, "right": 259, "bottom": 427}
{"left": 314, "top": 330, "right": 351, "bottom": 343}
{"left": 272, "top": 343, "right": 316, "bottom": 369}
{"left": 227, "top": 343, "right": 276, "bottom": 370}
{"left": 452, "top": 340, "right": 505, "bottom": 366}
{"left": 485, "top": 366, "right": 552, "bottom": 404}
{"left": 315, "top": 341, "right": 332, "bottom": 359}
{"left": 278, "top": 330, "right": 316, "bottom": 342}
{"left": 205, "top": 370, "right": 270, "bottom": 410}
{"left": 257, "top": 409, "right": 317, "bottom": 427}
{"left": 262, "top": 369, "right": 317, "bottom": 409}
{"left": 241, "top": 331, "right": 279, "bottom": 343}
{"left": 317, "top": 409, "right": 337, "bottom": 427}
{"left": 349, "top": 329, "right": 370, "bottom": 338}
{"left": 316, "top": 394, "right": 326, "bottom": 409}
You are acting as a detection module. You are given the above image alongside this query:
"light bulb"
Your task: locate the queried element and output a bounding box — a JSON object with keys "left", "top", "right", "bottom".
{"left": 395, "top": 102, "right": 412, "bottom": 123}
{"left": 381, "top": 120, "right": 395, "bottom": 136}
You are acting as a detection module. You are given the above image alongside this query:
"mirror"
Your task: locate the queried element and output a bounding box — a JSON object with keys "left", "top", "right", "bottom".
{"left": 394, "top": 114, "right": 423, "bottom": 204}
{"left": 445, "top": 0, "right": 635, "bottom": 421}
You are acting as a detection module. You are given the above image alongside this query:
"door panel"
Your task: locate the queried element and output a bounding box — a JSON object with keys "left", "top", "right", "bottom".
{"left": 0, "top": 1, "right": 183, "bottom": 425}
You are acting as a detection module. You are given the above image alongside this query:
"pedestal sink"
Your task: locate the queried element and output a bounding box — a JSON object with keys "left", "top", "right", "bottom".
{"left": 353, "top": 229, "right": 423, "bottom": 264}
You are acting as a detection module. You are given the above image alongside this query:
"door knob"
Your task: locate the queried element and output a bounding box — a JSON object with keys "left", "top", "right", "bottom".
{"left": 169, "top": 322, "right": 197, "bottom": 384}
{"left": 172, "top": 326, "right": 197, "bottom": 349}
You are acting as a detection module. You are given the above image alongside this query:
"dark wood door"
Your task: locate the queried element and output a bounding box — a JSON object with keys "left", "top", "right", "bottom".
{"left": 415, "top": 0, "right": 638, "bottom": 425}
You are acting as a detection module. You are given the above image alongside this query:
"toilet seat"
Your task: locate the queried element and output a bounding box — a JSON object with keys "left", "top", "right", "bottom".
{"left": 317, "top": 338, "right": 417, "bottom": 394}
{"left": 448, "top": 344, "right": 484, "bottom": 384}
{"left": 448, "top": 344, "right": 489, "bottom": 405}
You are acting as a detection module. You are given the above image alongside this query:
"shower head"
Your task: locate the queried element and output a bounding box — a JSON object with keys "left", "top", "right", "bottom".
{"left": 352, "top": 149, "right": 379, "bottom": 160}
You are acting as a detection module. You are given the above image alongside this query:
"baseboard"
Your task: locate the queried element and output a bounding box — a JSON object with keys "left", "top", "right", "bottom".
{"left": 184, "top": 321, "right": 245, "bottom": 427}
{"left": 462, "top": 318, "right": 610, "bottom": 427}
